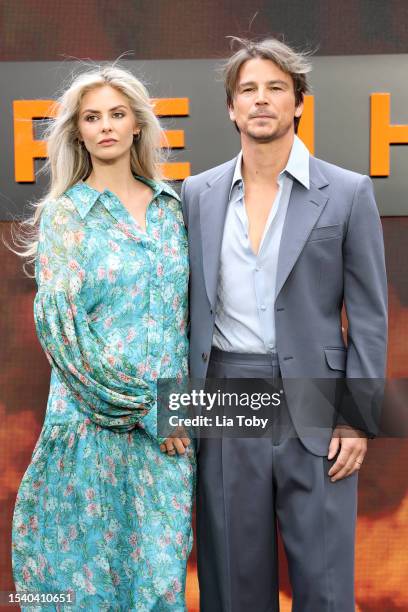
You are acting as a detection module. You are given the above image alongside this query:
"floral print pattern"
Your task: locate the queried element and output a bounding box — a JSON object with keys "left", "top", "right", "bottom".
{"left": 12, "top": 179, "right": 195, "bottom": 611}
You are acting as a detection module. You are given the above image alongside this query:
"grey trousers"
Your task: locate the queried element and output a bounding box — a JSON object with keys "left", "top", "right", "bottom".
{"left": 197, "top": 348, "right": 358, "bottom": 612}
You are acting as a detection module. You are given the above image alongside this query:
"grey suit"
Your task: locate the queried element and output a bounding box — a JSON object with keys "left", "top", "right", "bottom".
{"left": 182, "top": 155, "right": 387, "bottom": 611}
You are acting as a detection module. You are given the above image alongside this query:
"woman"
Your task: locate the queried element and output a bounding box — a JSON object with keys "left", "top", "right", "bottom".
{"left": 12, "top": 65, "right": 195, "bottom": 610}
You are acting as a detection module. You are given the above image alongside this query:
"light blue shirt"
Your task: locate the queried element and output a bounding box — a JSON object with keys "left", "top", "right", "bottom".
{"left": 212, "top": 135, "right": 310, "bottom": 354}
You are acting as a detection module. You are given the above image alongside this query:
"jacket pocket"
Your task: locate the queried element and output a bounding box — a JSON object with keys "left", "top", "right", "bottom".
{"left": 324, "top": 347, "right": 347, "bottom": 371}
{"left": 308, "top": 224, "right": 341, "bottom": 242}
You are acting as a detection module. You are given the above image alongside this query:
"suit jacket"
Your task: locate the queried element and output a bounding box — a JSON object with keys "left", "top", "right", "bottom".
{"left": 181, "top": 155, "right": 388, "bottom": 454}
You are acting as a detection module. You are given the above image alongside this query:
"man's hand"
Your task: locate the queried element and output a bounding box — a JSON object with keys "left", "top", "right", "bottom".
{"left": 160, "top": 427, "right": 190, "bottom": 455}
{"left": 327, "top": 426, "right": 367, "bottom": 482}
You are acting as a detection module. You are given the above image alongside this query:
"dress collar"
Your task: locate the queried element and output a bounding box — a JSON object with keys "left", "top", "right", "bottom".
{"left": 65, "top": 176, "right": 180, "bottom": 219}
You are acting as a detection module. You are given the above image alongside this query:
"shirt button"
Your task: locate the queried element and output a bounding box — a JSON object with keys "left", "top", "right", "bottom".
{"left": 260, "top": 305, "right": 266, "bottom": 311}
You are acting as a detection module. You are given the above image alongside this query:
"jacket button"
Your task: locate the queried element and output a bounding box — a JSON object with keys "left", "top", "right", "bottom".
{"left": 202, "top": 352, "right": 208, "bottom": 362}
{"left": 210, "top": 309, "right": 213, "bottom": 315}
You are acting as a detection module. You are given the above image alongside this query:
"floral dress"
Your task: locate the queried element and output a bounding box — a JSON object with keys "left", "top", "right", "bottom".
{"left": 12, "top": 179, "right": 195, "bottom": 611}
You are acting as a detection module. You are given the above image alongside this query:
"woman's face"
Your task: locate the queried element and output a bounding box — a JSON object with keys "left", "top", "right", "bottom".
{"left": 77, "top": 85, "right": 139, "bottom": 163}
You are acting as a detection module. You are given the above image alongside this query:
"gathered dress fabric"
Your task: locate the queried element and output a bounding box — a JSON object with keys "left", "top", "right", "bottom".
{"left": 12, "top": 179, "right": 195, "bottom": 611}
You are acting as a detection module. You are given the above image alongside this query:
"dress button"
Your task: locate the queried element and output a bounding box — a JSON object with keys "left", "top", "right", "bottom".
{"left": 260, "top": 305, "right": 266, "bottom": 311}
{"left": 202, "top": 352, "right": 208, "bottom": 362}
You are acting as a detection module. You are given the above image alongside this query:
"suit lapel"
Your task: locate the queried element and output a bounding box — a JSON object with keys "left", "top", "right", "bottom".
{"left": 275, "top": 158, "right": 329, "bottom": 299}
{"left": 199, "top": 159, "right": 236, "bottom": 307}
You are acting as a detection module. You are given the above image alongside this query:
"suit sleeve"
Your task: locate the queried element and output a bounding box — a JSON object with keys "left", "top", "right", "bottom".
{"left": 339, "top": 176, "right": 387, "bottom": 436}
{"left": 343, "top": 175, "right": 388, "bottom": 378}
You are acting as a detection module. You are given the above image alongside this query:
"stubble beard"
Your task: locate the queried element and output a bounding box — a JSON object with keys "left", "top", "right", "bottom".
{"left": 244, "top": 120, "right": 292, "bottom": 144}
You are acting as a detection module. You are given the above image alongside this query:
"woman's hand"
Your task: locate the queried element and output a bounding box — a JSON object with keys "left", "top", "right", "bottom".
{"left": 160, "top": 428, "right": 190, "bottom": 455}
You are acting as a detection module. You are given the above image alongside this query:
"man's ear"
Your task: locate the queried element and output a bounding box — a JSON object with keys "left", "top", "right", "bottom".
{"left": 294, "top": 98, "right": 304, "bottom": 119}
{"left": 228, "top": 102, "right": 236, "bottom": 123}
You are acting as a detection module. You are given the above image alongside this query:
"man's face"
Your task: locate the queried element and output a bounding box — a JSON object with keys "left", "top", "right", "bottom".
{"left": 228, "top": 57, "right": 303, "bottom": 144}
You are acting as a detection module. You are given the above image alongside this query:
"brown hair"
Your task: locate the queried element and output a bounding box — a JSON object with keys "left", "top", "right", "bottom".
{"left": 223, "top": 37, "right": 312, "bottom": 131}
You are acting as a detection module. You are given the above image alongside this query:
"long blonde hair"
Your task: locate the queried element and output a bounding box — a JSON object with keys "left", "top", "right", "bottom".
{"left": 16, "top": 63, "right": 166, "bottom": 267}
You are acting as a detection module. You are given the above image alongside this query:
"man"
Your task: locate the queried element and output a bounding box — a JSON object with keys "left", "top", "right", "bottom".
{"left": 181, "top": 38, "right": 387, "bottom": 611}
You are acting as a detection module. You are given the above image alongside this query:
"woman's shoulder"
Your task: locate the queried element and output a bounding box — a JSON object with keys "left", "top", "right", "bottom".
{"left": 42, "top": 189, "right": 79, "bottom": 218}
{"left": 38, "top": 189, "right": 88, "bottom": 256}
{"left": 41, "top": 184, "right": 91, "bottom": 229}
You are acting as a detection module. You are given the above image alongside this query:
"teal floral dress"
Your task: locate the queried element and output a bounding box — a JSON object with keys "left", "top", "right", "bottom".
{"left": 12, "top": 179, "right": 195, "bottom": 611}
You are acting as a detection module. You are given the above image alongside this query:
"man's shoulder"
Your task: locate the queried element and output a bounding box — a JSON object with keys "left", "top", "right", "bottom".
{"left": 311, "top": 156, "right": 368, "bottom": 189}
{"left": 184, "top": 158, "right": 237, "bottom": 193}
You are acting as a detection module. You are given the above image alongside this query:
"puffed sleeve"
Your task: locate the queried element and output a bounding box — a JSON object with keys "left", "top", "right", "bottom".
{"left": 34, "top": 198, "right": 154, "bottom": 433}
